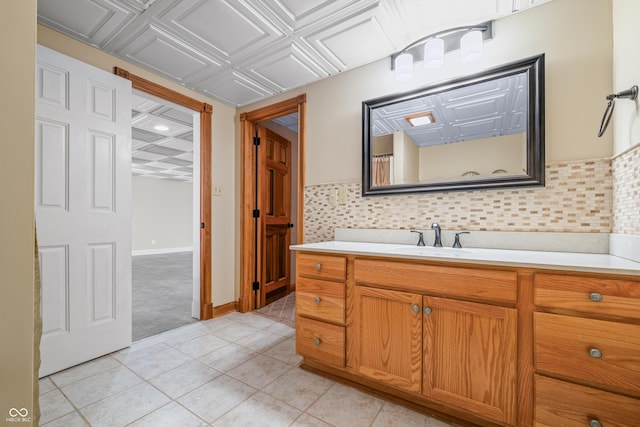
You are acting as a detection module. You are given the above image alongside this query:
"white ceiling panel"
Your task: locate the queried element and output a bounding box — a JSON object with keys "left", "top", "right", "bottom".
{"left": 38, "top": 0, "right": 554, "bottom": 107}
{"left": 38, "top": 0, "right": 138, "bottom": 47}
{"left": 248, "top": 43, "right": 328, "bottom": 90}
{"left": 304, "top": 8, "right": 393, "bottom": 70}
{"left": 198, "top": 70, "right": 276, "bottom": 106}
{"left": 116, "top": 24, "right": 221, "bottom": 82}
{"left": 159, "top": 0, "right": 283, "bottom": 61}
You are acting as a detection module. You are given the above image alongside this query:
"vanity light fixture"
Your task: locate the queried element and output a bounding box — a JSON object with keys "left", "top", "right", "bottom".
{"left": 406, "top": 111, "right": 435, "bottom": 126}
{"left": 391, "top": 21, "right": 493, "bottom": 81}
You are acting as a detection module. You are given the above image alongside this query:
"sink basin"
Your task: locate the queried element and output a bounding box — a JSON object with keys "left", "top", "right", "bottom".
{"left": 391, "top": 246, "right": 471, "bottom": 257}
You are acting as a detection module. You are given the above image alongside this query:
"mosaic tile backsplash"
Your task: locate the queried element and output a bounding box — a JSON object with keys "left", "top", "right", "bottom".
{"left": 304, "top": 158, "right": 614, "bottom": 243}
{"left": 612, "top": 144, "right": 640, "bottom": 235}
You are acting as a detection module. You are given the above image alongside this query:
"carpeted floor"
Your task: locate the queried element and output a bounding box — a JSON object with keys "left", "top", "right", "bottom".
{"left": 256, "top": 291, "right": 296, "bottom": 327}
{"left": 132, "top": 251, "right": 196, "bottom": 341}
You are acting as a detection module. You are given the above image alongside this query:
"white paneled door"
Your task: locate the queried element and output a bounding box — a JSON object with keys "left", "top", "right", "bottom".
{"left": 35, "top": 45, "right": 132, "bottom": 377}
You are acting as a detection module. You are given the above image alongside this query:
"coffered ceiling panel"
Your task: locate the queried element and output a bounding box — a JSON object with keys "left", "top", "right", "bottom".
{"left": 248, "top": 43, "right": 328, "bottom": 90}
{"left": 159, "top": 0, "right": 284, "bottom": 60}
{"left": 38, "top": 0, "right": 553, "bottom": 107}
{"left": 38, "top": 0, "right": 137, "bottom": 47}
{"left": 115, "top": 24, "right": 221, "bottom": 82}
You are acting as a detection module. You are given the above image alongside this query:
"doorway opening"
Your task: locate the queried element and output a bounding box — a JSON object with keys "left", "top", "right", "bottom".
{"left": 239, "top": 95, "right": 306, "bottom": 312}
{"left": 116, "top": 68, "right": 214, "bottom": 321}
{"left": 130, "top": 90, "right": 199, "bottom": 340}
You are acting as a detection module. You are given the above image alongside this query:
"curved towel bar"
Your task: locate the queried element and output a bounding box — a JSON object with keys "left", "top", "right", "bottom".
{"left": 598, "top": 85, "right": 638, "bottom": 137}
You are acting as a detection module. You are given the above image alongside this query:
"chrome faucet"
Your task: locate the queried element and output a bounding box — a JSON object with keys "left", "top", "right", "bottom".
{"left": 410, "top": 230, "right": 425, "bottom": 246}
{"left": 431, "top": 223, "right": 442, "bottom": 247}
{"left": 453, "top": 232, "right": 470, "bottom": 248}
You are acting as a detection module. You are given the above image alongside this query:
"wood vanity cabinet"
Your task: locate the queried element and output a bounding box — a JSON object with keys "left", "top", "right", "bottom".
{"left": 294, "top": 250, "right": 640, "bottom": 427}
{"left": 351, "top": 258, "right": 518, "bottom": 426}
{"left": 533, "top": 273, "right": 640, "bottom": 427}
{"left": 295, "top": 253, "right": 347, "bottom": 367}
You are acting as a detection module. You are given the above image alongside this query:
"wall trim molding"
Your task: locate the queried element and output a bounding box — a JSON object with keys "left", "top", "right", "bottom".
{"left": 211, "top": 300, "right": 237, "bottom": 318}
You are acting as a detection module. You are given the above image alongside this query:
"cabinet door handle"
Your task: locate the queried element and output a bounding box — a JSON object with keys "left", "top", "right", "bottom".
{"left": 589, "top": 348, "right": 603, "bottom": 359}
{"left": 411, "top": 305, "right": 420, "bottom": 313}
{"left": 315, "top": 263, "right": 322, "bottom": 270}
{"left": 424, "top": 307, "right": 432, "bottom": 315}
{"left": 314, "top": 297, "right": 321, "bottom": 304}
{"left": 589, "top": 292, "right": 603, "bottom": 302}
{"left": 314, "top": 338, "right": 321, "bottom": 346}
{"left": 589, "top": 419, "right": 603, "bottom": 427}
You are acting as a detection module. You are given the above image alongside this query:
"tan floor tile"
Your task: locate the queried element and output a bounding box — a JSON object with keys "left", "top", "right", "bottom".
{"left": 148, "top": 360, "right": 221, "bottom": 399}
{"left": 112, "top": 341, "right": 172, "bottom": 364}
{"left": 209, "top": 321, "right": 260, "bottom": 341}
{"left": 79, "top": 382, "right": 169, "bottom": 427}
{"left": 235, "top": 329, "right": 287, "bottom": 352}
{"left": 124, "top": 347, "right": 192, "bottom": 379}
{"left": 171, "top": 333, "right": 228, "bottom": 358}
{"left": 264, "top": 337, "right": 303, "bottom": 366}
{"left": 197, "top": 342, "right": 257, "bottom": 372}
{"left": 292, "top": 413, "right": 334, "bottom": 427}
{"left": 61, "top": 365, "right": 143, "bottom": 408}
{"left": 39, "top": 388, "right": 75, "bottom": 424}
{"left": 39, "top": 377, "right": 56, "bottom": 394}
{"left": 371, "top": 401, "right": 454, "bottom": 427}
{"left": 41, "top": 411, "right": 89, "bottom": 427}
{"left": 234, "top": 312, "right": 278, "bottom": 329}
{"left": 307, "top": 382, "right": 385, "bottom": 427}
{"left": 177, "top": 375, "right": 257, "bottom": 423}
{"left": 213, "top": 391, "right": 301, "bottom": 426}
{"left": 49, "top": 355, "right": 121, "bottom": 387}
{"left": 128, "top": 402, "right": 207, "bottom": 426}
{"left": 263, "top": 368, "right": 333, "bottom": 411}
{"left": 227, "top": 354, "right": 293, "bottom": 389}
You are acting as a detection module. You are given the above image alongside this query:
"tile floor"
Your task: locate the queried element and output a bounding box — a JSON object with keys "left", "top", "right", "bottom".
{"left": 39, "top": 311, "right": 454, "bottom": 427}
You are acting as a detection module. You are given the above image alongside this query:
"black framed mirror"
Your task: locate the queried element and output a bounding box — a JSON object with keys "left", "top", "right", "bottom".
{"left": 362, "top": 54, "right": 544, "bottom": 196}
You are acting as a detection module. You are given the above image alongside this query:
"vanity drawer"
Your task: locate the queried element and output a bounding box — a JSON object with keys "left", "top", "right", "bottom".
{"left": 296, "top": 316, "right": 345, "bottom": 367}
{"left": 297, "top": 277, "right": 345, "bottom": 324}
{"left": 534, "top": 312, "right": 640, "bottom": 395}
{"left": 534, "top": 273, "right": 640, "bottom": 321}
{"left": 297, "top": 253, "right": 346, "bottom": 281}
{"left": 354, "top": 259, "right": 517, "bottom": 304}
{"left": 535, "top": 375, "right": 640, "bottom": 427}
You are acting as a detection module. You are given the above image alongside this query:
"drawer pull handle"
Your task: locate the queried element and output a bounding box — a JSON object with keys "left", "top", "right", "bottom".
{"left": 589, "top": 292, "right": 603, "bottom": 302}
{"left": 589, "top": 419, "right": 603, "bottom": 427}
{"left": 314, "top": 297, "right": 321, "bottom": 304}
{"left": 315, "top": 263, "right": 322, "bottom": 271}
{"left": 411, "top": 305, "right": 419, "bottom": 313}
{"left": 589, "top": 348, "right": 603, "bottom": 359}
{"left": 314, "top": 338, "right": 321, "bottom": 346}
{"left": 424, "top": 307, "right": 432, "bottom": 315}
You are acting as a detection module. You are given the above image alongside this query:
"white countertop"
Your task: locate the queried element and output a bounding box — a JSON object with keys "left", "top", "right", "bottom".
{"left": 291, "top": 241, "right": 640, "bottom": 276}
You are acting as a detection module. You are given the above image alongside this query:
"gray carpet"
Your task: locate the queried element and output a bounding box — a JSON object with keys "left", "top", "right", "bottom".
{"left": 132, "top": 251, "right": 197, "bottom": 341}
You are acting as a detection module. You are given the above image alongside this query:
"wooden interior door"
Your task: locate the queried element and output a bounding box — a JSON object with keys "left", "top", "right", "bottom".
{"left": 261, "top": 128, "right": 292, "bottom": 306}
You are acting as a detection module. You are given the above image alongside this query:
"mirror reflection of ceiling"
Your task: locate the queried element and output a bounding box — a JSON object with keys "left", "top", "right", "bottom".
{"left": 37, "top": 0, "right": 552, "bottom": 107}
{"left": 371, "top": 73, "right": 527, "bottom": 147}
{"left": 131, "top": 91, "right": 194, "bottom": 182}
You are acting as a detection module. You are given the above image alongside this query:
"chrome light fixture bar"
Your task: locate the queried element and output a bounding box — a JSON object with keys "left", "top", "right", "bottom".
{"left": 391, "top": 21, "right": 493, "bottom": 81}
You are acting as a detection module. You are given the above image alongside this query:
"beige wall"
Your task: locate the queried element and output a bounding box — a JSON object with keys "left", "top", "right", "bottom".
{"left": 419, "top": 133, "right": 526, "bottom": 181}
{"left": 612, "top": 0, "right": 640, "bottom": 155}
{"left": 0, "top": 2, "right": 37, "bottom": 425}
{"left": 37, "top": 26, "right": 238, "bottom": 306}
{"left": 611, "top": 0, "right": 640, "bottom": 235}
{"left": 132, "top": 177, "right": 193, "bottom": 252}
{"left": 393, "top": 131, "right": 419, "bottom": 184}
{"left": 239, "top": 0, "right": 614, "bottom": 186}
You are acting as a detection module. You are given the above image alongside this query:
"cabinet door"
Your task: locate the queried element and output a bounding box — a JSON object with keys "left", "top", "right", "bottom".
{"left": 353, "top": 286, "right": 422, "bottom": 393}
{"left": 423, "top": 296, "right": 517, "bottom": 425}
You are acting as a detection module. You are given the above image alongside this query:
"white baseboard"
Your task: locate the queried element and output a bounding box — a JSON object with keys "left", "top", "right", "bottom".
{"left": 132, "top": 247, "right": 193, "bottom": 256}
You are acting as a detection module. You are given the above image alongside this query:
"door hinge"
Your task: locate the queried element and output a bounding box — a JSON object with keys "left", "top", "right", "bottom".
{"left": 200, "top": 222, "right": 205, "bottom": 229}
{"left": 253, "top": 136, "right": 261, "bottom": 146}
{"left": 252, "top": 281, "right": 260, "bottom": 291}
{"left": 252, "top": 209, "right": 260, "bottom": 218}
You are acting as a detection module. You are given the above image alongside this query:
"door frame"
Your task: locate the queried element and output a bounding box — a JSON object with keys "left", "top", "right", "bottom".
{"left": 239, "top": 94, "right": 306, "bottom": 312}
{"left": 115, "top": 67, "right": 214, "bottom": 320}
